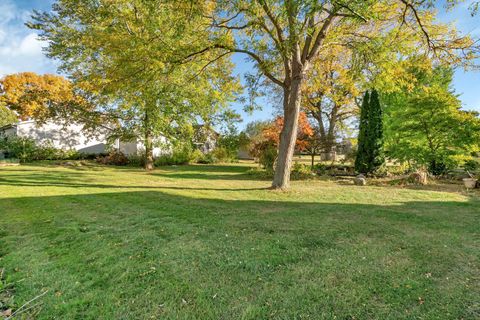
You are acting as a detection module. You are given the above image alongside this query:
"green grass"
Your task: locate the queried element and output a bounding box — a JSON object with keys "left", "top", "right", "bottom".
{"left": 0, "top": 162, "right": 479, "bottom": 319}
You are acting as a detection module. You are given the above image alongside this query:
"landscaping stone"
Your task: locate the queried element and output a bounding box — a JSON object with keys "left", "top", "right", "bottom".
{"left": 408, "top": 171, "right": 428, "bottom": 185}
{"left": 463, "top": 178, "right": 478, "bottom": 189}
{"left": 354, "top": 174, "right": 367, "bottom": 186}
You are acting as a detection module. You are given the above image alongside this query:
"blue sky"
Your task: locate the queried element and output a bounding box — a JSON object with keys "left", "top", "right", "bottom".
{"left": 1, "top": 0, "right": 479, "bottom": 129}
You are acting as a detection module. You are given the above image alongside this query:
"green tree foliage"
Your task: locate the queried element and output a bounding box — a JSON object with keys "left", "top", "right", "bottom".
{"left": 383, "top": 65, "right": 480, "bottom": 175}
{"left": 355, "top": 90, "right": 385, "bottom": 174}
{"left": 366, "top": 90, "right": 385, "bottom": 172}
{"left": 187, "top": 0, "right": 478, "bottom": 189}
{"left": 0, "top": 104, "right": 17, "bottom": 127}
{"left": 29, "top": 0, "right": 240, "bottom": 170}
{"left": 355, "top": 91, "right": 370, "bottom": 173}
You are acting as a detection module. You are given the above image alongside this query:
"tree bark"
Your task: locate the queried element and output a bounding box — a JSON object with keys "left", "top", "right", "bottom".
{"left": 144, "top": 110, "right": 154, "bottom": 171}
{"left": 272, "top": 74, "right": 303, "bottom": 190}
{"left": 311, "top": 153, "right": 315, "bottom": 169}
{"left": 145, "top": 131, "right": 154, "bottom": 171}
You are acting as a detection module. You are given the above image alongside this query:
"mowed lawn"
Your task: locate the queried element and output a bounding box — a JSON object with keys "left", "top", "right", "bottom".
{"left": 0, "top": 163, "right": 479, "bottom": 319}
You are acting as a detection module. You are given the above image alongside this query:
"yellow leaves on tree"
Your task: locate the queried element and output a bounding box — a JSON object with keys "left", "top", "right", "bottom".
{"left": 0, "top": 72, "right": 80, "bottom": 121}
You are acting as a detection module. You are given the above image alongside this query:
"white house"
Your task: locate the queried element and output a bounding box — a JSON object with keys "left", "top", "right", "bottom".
{"left": 0, "top": 120, "right": 171, "bottom": 157}
{"left": 0, "top": 120, "right": 109, "bottom": 154}
{"left": 117, "top": 137, "right": 170, "bottom": 158}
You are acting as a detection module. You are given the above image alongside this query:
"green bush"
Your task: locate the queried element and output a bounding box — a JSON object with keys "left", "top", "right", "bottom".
{"left": 0, "top": 136, "right": 85, "bottom": 163}
{"left": 428, "top": 158, "right": 454, "bottom": 176}
{"left": 313, "top": 163, "right": 327, "bottom": 175}
{"left": 190, "top": 149, "right": 205, "bottom": 163}
{"left": 258, "top": 142, "right": 277, "bottom": 172}
{"left": 464, "top": 159, "right": 480, "bottom": 173}
{"left": 196, "top": 152, "right": 216, "bottom": 164}
{"left": 212, "top": 147, "right": 230, "bottom": 162}
{"left": 155, "top": 148, "right": 192, "bottom": 166}
{"left": 96, "top": 151, "right": 129, "bottom": 166}
{"left": 246, "top": 167, "right": 273, "bottom": 179}
{"left": 127, "top": 153, "right": 146, "bottom": 167}
{"left": 291, "top": 162, "right": 314, "bottom": 180}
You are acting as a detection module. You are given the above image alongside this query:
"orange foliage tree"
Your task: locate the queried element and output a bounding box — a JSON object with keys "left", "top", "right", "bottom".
{"left": 262, "top": 112, "right": 314, "bottom": 152}
{"left": 250, "top": 112, "right": 314, "bottom": 171}
{"left": 0, "top": 72, "right": 84, "bottom": 121}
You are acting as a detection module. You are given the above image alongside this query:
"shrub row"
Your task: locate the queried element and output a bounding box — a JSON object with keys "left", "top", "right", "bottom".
{"left": 154, "top": 147, "right": 236, "bottom": 167}
{"left": 94, "top": 147, "right": 238, "bottom": 167}
{"left": 0, "top": 137, "right": 100, "bottom": 163}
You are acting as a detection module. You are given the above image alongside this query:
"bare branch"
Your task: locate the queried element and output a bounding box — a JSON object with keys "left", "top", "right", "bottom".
{"left": 307, "top": 13, "right": 337, "bottom": 61}
{"left": 259, "top": 0, "right": 285, "bottom": 45}
{"left": 181, "top": 44, "right": 285, "bottom": 87}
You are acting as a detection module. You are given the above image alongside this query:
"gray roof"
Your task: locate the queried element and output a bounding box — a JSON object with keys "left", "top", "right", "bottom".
{"left": 0, "top": 123, "right": 16, "bottom": 131}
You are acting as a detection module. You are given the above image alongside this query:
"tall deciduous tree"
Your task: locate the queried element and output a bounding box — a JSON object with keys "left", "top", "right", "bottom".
{"left": 30, "top": 0, "right": 240, "bottom": 170}
{"left": 0, "top": 72, "right": 85, "bottom": 121}
{"left": 187, "top": 0, "right": 478, "bottom": 189}
{"left": 250, "top": 112, "right": 313, "bottom": 171}
{"left": 303, "top": 47, "right": 360, "bottom": 159}
{"left": 384, "top": 65, "right": 480, "bottom": 175}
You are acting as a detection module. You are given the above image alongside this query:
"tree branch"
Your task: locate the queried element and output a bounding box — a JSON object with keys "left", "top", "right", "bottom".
{"left": 181, "top": 44, "right": 285, "bottom": 87}
{"left": 307, "top": 13, "right": 337, "bottom": 61}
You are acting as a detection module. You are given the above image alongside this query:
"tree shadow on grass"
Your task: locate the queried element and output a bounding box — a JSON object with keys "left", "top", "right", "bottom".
{"left": 152, "top": 164, "right": 257, "bottom": 181}
{"left": 1, "top": 189, "right": 479, "bottom": 319}
{"left": 0, "top": 172, "right": 268, "bottom": 191}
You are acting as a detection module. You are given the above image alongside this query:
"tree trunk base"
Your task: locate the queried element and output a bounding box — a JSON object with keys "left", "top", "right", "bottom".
{"left": 268, "top": 184, "right": 289, "bottom": 191}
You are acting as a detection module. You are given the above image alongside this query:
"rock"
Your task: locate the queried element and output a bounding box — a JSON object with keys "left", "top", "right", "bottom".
{"left": 463, "top": 178, "right": 478, "bottom": 189}
{"left": 408, "top": 171, "right": 428, "bottom": 185}
{"left": 1, "top": 309, "right": 12, "bottom": 317}
{"left": 354, "top": 174, "right": 367, "bottom": 186}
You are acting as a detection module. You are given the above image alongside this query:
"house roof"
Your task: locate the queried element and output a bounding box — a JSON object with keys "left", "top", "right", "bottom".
{"left": 193, "top": 124, "right": 220, "bottom": 137}
{"left": 0, "top": 123, "right": 17, "bottom": 131}
{"left": 0, "top": 119, "right": 36, "bottom": 131}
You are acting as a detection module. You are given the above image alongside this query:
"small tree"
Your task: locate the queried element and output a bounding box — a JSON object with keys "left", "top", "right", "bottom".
{"left": 303, "top": 128, "right": 323, "bottom": 170}
{"left": 250, "top": 113, "right": 313, "bottom": 172}
{"left": 366, "top": 89, "right": 385, "bottom": 172}
{"left": 355, "top": 91, "right": 370, "bottom": 173}
{"left": 355, "top": 90, "right": 385, "bottom": 174}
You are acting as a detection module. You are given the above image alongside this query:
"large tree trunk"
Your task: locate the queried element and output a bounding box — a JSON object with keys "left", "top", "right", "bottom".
{"left": 323, "top": 104, "right": 338, "bottom": 161}
{"left": 322, "top": 138, "right": 335, "bottom": 161}
{"left": 144, "top": 131, "right": 154, "bottom": 171}
{"left": 144, "top": 110, "right": 154, "bottom": 171}
{"left": 272, "top": 75, "right": 303, "bottom": 190}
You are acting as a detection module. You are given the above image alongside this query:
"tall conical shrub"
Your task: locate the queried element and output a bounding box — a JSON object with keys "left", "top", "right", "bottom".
{"left": 367, "top": 89, "right": 385, "bottom": 172}
{"left": 355, "top": 89, "right": 385, "bottom": 174}
{"left": 355, "top": 91, "right": 370, "bottom": 173}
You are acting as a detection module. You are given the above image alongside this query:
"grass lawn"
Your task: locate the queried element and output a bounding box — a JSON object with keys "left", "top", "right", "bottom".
{"left": 0, "top": 162, "right": 479, "bottom": 319}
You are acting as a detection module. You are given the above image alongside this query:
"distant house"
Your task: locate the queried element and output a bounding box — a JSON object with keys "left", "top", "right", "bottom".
{"left": 117, "top": 137, "right": 170, "bottom": 158}
{"left": 0, "top": 120, "right": 171, "bottom": 158}
{"left": 193, "top": 125, "right": 219, "bottom": 154}
{"left": 0, "top": 120, "right": 109, "bottom": 154}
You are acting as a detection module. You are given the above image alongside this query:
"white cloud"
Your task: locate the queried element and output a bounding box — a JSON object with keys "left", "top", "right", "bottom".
{"left": 19, "top": 33, "right": 44, "bottom": 55}
{"left": 0, "top": 1, "right": 16, "bottom": 26}
{"left": 0, "top": 0, "right": 56, "bottom": 77}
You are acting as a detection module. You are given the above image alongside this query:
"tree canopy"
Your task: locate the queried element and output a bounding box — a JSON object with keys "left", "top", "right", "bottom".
{"left": 182, "top": 0, "right": 479, "bottom": 189}
{"left": 383, "top": 64, "right": 480, "bottom": 174}
{"left": 0, "top": 72, "right": 85, "bottom": 122}
{"left": 24, "top": 0, "right": 480, "bottom": 185}
{"left": 30, "top": 0, "right": 241, "bottom": 169}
